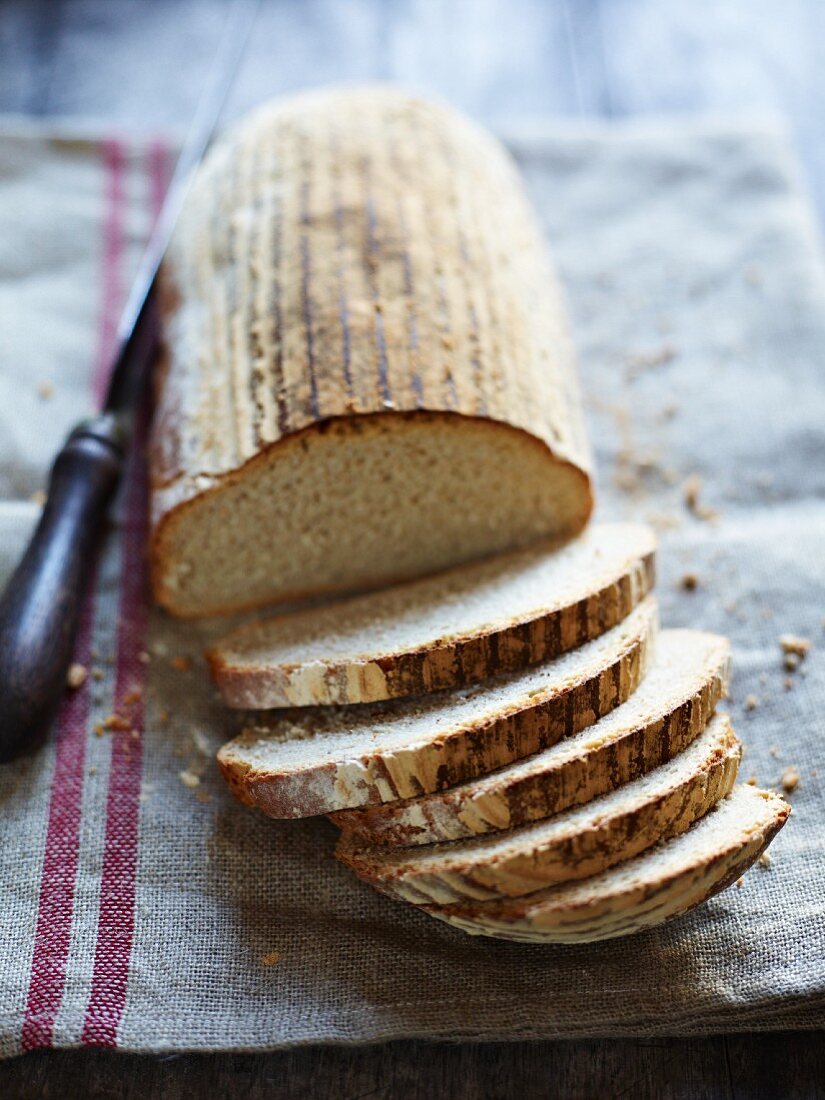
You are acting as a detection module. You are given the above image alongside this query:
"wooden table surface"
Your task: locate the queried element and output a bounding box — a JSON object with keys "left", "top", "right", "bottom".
{"left": 1, "top": 1, "right": 823, "bottom": 1096}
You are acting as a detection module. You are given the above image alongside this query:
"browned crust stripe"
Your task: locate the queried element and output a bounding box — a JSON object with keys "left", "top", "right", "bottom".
{"left": 423, "top": 801, "right": 789, "bottom": 943}
{"left": 335, "top": 722, "right": 741, "bottom": 905}
{"left": 208, "top": 545, "right": 655, "bottom": 708}
{"left": 331, "top": 635, "right": 729, "bottom": 847}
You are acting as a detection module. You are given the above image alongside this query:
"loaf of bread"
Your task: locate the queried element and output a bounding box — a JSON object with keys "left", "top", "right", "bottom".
{"left": 181, "top": 90, "right": 787, "bottom": 949}
{"left": 150, "top": 87, "right": 593, "bottom": 617}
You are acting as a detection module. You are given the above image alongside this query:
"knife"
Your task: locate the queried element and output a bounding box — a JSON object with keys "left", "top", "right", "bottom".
{"left": 0, "top": 0, "right": 260, "bottom": 762}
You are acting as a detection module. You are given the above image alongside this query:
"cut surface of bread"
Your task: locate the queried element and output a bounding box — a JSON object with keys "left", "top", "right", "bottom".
{"left": 208, "top": 523, "right": 656, "bottom": 708}
{"left": 332, "top": 629, "right": 730, "bottom": 846}
{"left": 153, "top": 416, "right": 592, "bottom": 619}
{"left": 217, "top": 597, "right": 658, "bottom": 817}
{"left": 423, "top": 784, "right": 789, "bottom": 943}
{"left": 151, "top": 87, "right": 593, "bottom": 618}
{"left": 336, "top": 713, "right": 740, "bottom": 904}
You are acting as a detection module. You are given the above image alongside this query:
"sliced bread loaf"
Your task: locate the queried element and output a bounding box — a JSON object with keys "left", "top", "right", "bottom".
{"left": 151, "top": 87, "right": 593, "bottom": 618}
{"left": 336, "top": 712, "right": 740, "bottom": 904}
{"left": 422, "top": 785, "right": 789, "bottom": 943}
{"left": 332, "top": 629, "right": 730, "bottom": 846}
{"left": 207, "top": 523, "right": 656, "bottom": 708}
{"left": 217, "top": 597, "right": 657, "bottom": 817}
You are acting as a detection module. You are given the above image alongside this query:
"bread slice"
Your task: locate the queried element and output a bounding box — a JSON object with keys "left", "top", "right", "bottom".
{"left": 336, "top": 713, "right": 740, "bottom": 904}
{"left": 217, "top": 597, "right": 658, "bottom": 817}
{"left": 422, "top": 785, "right": 789, "bottom": 943}
{"left": 207, "top": 523, "right": 656, "bottom": 708}
{"left": 332, "top": 629, "right": 729, "bottom": 846}
{"left": 151, "top": 87, "right": 593, "bottom": 618}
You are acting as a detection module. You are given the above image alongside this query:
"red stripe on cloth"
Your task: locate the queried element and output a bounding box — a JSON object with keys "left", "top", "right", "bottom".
{"left": 19, "top": 581, "right": 98, "bottom": 1053}
{"left": 78, "top": 460, "right": 146, "bottom": 1047}
{"left": 80, "top": 139, "right": 170, "bottom": 1049}
{"left": 19, "top": 138, "right": 128, "bottom": 1054}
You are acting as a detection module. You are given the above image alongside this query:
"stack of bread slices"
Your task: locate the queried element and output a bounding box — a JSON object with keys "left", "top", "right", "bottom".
{"left": 151, "top": 88, "right": 788, "bottom": 944}
{"left": 209, "top": 522, "right": 788, "bottom": 943}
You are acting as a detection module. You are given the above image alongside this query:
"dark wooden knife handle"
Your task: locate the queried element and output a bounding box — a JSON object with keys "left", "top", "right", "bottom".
{"left": 0, "top": 415, "right": 126, "bottom": 762}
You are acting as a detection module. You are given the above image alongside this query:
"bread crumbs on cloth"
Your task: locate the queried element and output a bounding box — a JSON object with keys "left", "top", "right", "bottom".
{"left": 779, "top": 634, "right": 811, "bottom": 658}
{"left": 682, "top": 473, "right": 719, "bottom": 521}
{"left": 260, "top": 951, "right": 281, "bottom": 967}
{"left": 66, "top": 662, "right": 87, "bottom": 689}
{"left": 781, "top": 767, "right": 801, "bottom": 793}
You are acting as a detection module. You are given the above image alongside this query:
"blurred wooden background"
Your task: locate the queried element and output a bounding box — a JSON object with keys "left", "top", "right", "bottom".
{"left": 4, "top": 0, "right": 825, "bottom": 222}
{"left": 1, "top": 1, "right": 823, "bottom": 1096}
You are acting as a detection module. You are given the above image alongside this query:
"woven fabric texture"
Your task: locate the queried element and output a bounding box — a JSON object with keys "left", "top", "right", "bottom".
{"left": 0, "top": 114, "right": 823, "bottom": 1056}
